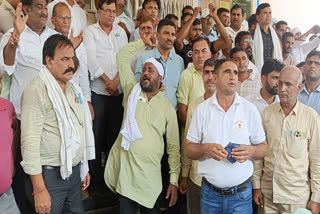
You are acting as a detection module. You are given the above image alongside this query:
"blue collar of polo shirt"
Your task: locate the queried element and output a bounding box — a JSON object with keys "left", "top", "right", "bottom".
{"left": 154, "top": 47, "right": 175, "bottom": 61}
{"left": 302, "top": 84, "right": 320, "bottom": 95}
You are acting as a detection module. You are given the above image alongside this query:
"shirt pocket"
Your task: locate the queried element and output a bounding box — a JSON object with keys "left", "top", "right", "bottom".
{"left": 287, "top": 135, "right": 308, "bottom": 159}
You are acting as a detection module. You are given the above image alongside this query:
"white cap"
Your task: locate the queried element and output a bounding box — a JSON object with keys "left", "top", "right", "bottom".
{"left": 201, "top": 8, "right": 210, "bottom": 18}
{"left": 144, "top": 58, "right": 164, "bottom": 77}
{"left": 272, "top": 17, "right": 278, "bottom": 25}
{"left": 291, "top": 27, "right": 302, "bottom": 35}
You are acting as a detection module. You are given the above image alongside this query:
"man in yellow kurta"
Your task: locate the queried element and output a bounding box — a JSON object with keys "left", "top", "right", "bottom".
{"left": 104, "top": 35, "right": 180, "bottom": 213}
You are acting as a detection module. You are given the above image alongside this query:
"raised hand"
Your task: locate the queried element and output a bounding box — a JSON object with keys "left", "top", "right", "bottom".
{"left": 69, "top": 29, "right": 83, "bottom": 49}
{"left": 208, "top": 3, "right": 218, "bottom": 18}
{"left": 193, "top": 7, "right": 202, "bottom": 16}
{"left": 13, "top": 2, "right": 28, "bottom": 39}
{"left": 143, "top": 32, "right": 156, "bottom": 49}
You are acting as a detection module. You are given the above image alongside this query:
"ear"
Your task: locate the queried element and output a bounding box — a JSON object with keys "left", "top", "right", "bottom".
{"left": 22, "top": 5, "right": 29, "bottom": 14}
{"left": 213, "top": 72, "right": 218, "bottom": 84}
{"left": 159, "top": 75, "right": 163, "bottom": 82}
{"left": 261, "top": 75, "right": 266, "bottom": 86}
{"left": 51, "top": 17, "right": 55, "bottom": 27}
{"left": 297, "top": 83, "right": 303, "bottom": 92}
{"left": 156, "top": 31, "right": 160, "bottom": 40}
{"left": 45, "top": 56, "right": 53, "bottom": 68}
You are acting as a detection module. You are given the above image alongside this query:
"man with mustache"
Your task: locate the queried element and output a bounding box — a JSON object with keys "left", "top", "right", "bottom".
{"left": 47, "top": 0, "right": 87, "bottom": 37}
{"left": 230, "top": 47, "right": 261, "bottom": 99}
{"left": 298, "top": 51, "right": 320, "bottom": 115}
{"left": 282, "top": 32, "right": 297, "bottom": 66}
{"left": 135, "top": 18, "right": 184, "bottom": 110}
{"left": 129, "top": 0, "right": 161, "bottom": 42}
{"left": 235, "top": 31, "right": 253, "bottom": 62}
{"left": 105, "top": 34, "right": 180, "bottom": 214}
{"left": 51, "top": 2, "right": 93, "bottom": 118}
{"left": 180, "top": 58, "right": 216, "bottom": 214}
{"left": 184, "top": 58, "right": 267, "bottom": 213}
{"left": 247, "top": 59, "right": 284, "bottom": 115}
{"left": 226, "top": 4, "right": 248, "bottom": 47}
{"left": 177, "top": 37, "right": 211, "bottom": 127}
{"left": 253, "top": 65, "right": 320, "bottom": 214}
{"left": 0, "top": 0, "right": 20, "bottom": 100}
{"left": 20, "top": 34, "right": 94, "bottom": 214}
{"left": 0, "top": 0, "right": 57, "bottom": 212}
{"left": 235, "top": 31, "right": 259, "bottom": 73}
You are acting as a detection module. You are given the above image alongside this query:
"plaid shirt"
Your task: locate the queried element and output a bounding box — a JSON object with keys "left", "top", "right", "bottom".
{"left": 261, "top": 28, "right": 274, "bottom": 61}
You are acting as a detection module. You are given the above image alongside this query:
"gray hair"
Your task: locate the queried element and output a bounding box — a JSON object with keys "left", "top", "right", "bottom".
{"left": 281, "top": 65, "right": 303, "bottom": 86}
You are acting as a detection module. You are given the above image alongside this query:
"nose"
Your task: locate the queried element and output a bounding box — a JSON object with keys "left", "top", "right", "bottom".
{"left": 229, "top": 71, "right": 236, "bottom": 80}
{"left": 278, "top": 82, "right": 286, "bottom": 92}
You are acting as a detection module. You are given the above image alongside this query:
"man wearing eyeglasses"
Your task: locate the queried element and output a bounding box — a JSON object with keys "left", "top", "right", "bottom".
{"left": 83, "top": 0, "right": 128, "bottom": 194}
{"left": 235, "top": 31, "right": 259, "bottom": 73}
{"left": 200, "top": 8, "right": 218, "bottom": 42}
{"left": 298, "top": 51, "right": 320, "bottom": 115}
{"left": 51, "top": 2, "right": 92, "bottom": 117}
{"left": 47, "top": 0, "right": 86, "bottom": 37}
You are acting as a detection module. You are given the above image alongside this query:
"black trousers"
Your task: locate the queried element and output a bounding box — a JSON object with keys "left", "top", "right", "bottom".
{"left": 11, "top": 120, "right": 34, "bottom": 214}
{"left": 89, "top": 92, "right": 124, "bottom": 186}
{"left": 119, "top": 195, "right": 160, "bottom": 214}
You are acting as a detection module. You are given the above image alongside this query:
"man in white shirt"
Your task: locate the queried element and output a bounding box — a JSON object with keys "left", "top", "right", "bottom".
{"left": 226, "top": 4, "right": 248, "bottom": 46}
{"left": 83, "top": 0, "right": 128, "bottom": 191}
{"left": 247, "top": 59, "right": 283, "bottom": 115}
{"left": 115, "top": 0, "right": 134, "bottom": 38}
{"left": 292, "top": 33, "right": 320, "bottom": 64}
{"left": 47, "top": 0, "right": 86, "bottom": 36}
{"left": 0, "top": 0, "right": 57, "bottom": 212}
{"left": 51, "top": 2, "right": 93, "bottom": 117}
{"left": 282, "top": 32, "right": 297, "bottom": 66}
{"left": 0, "top": 0, "right": 19, "bottom": 99}
{"left": 230, "top": 47, "right": 261, "bottom": 99}
{"left": 184, "top": 58, "right": 267, "bottom": 213}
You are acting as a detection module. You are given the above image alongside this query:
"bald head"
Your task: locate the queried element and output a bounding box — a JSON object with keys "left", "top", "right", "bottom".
{"left": 278, "top": 66, "right": 303, "bottom": 105}
{"left": 51, "top": 3, "right": 71, "bottom": 36}
{"left": 281, "top": 66, "right": 303, "bottom": 86}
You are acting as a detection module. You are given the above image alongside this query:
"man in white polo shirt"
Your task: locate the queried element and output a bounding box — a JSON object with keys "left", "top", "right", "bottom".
{"left": 184, "top": 58, "right": 268, "bottom": 213}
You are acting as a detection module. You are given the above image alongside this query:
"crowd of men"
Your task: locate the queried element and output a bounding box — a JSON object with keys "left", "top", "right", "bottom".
{"left": 0, "top": 0, "right": 320, "bottom": 213}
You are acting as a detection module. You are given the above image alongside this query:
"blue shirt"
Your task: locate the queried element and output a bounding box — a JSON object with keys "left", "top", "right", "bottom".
{"left": 202, "top": 29, "right": 218, "bottom": 42}
{"left": 135, "top": 48, "right": 184, "bottom": 110}
{"left": 298, "top": 84, "right": 320, "bottom": 115}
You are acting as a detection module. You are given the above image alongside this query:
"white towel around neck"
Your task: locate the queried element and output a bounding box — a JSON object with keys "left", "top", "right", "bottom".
{"left": 120, "top": 83, "right": 143, "bottom": 151}
{"left": 39, "top": 65, "right": 95, "bottom": 180}
{"left": 253, "top": 24, "right": 283, "bottom": 71}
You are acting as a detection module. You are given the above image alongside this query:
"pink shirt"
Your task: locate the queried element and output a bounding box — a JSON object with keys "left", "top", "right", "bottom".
{"left": 0, "top": 97, "right": 16, "bottom": 194}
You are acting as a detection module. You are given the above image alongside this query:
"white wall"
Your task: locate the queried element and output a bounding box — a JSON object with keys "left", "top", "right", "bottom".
{"left": 259, "top": 0, "right": 320, "bottom": 33}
